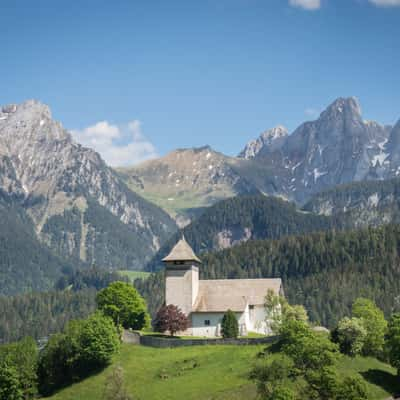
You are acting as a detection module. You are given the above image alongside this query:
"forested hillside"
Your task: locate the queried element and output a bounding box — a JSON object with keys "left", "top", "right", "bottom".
{"left": 0, "top": 193, "right": 80, "bottom": 296}
{"left": 137, "top": 224, "right": 400, "bottom": 327}
{"left": 146, "top": 195, "right": 341, "bottom": 271}
{"left": 304, "top": 177, "right": 400, "bottom": 227}
{"left": 0, "top": 268, "right": 125, "bottom": 344}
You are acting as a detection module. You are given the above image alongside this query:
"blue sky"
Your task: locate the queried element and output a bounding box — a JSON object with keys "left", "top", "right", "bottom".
{"left": 1, "top": 0, "right": 399, "bottom": 166}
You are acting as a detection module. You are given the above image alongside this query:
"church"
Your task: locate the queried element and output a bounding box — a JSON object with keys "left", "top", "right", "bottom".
{"left": 163, "top": 236, "right": 283, "bottom": 337}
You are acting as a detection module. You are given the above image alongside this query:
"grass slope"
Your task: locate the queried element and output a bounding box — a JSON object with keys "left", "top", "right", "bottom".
{"left": 117, "top": 270, "right": 151, "bottom": 282}
{"left": 48, "top": 344, "right": 399, "bottom": 400}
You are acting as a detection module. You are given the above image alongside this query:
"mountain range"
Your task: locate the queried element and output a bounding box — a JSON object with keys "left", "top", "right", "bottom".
{"left": 1, "top": 97, "right": 400, "bottom": 295}
{"left": 0, "top": 101, "right": 176, "bottom": 293}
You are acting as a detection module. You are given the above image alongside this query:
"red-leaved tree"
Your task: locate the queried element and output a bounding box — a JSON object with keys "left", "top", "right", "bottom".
{"left": 153, "top": 304, "right": 189, "bottom": 336}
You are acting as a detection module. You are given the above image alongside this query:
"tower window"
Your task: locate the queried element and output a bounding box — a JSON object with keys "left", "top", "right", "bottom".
{"left": 204, "top": 320, "right": 210, "bottom": 326}
{"left": 249, "top": 305, "right": 254, "bottom": 310}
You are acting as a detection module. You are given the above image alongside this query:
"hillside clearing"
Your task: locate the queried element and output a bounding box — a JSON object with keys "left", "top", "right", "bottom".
{"left": 47, "top": 343, "right": 400, "bottom": 400}
{"left": 117, "top": 270, "right": 151, "bottom": 281}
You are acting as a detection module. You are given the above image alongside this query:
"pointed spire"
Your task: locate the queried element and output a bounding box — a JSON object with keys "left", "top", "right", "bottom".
{"left": 162, "top": 235, "right": 201, "bottom": 264}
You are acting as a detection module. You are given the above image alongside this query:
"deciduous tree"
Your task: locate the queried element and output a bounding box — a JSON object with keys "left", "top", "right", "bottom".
{"left": 153, "top": 304, "right": 189, "bottom": 336}
{"left": 97, "top": 282, "right": 150, "bottom": 330}
{"left": 386, "top": 313, "right": 400, "bottom": 375}
{"left": 0, "top": 361, "right": 22, "bottom": 400}
{"left": 352, "top": 298, "right": 387, "bottom": 356}
{"left": 334, "top": 317, "right": 366, "bottom": 357}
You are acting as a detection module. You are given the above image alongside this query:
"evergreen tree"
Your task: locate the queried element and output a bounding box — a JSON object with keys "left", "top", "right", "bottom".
{"left": 221, "top": 310, "right": 239, "bottom": 338}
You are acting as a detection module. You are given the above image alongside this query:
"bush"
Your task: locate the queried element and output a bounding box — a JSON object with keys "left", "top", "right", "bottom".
{"left": 103, "top": 365, "right": 133, "bottom": 400}
{"left": 221, "top": 310, "right": 239, "bottom": 339}
{"left": 38, "top": 312, "right": 120, "bottom": 395}
{"left": 250, "top": 355, "right": 295, "bottom": 399}
{"left": 0, "top": 361, "right": 23, "bottom": 400}
{"left": 283, "top": 332, "right": 339, "bottom": 373}
{"left": 76, "top": 312, "right": 120, "bottom": 372}
{"left": 386, "top": 313, "right": 400, "bottom": 375}
{"left": 335, "top": 317, "right": 367, "bottom": 356}
{"left": 153, "top": 304, "right": 189, "bottom": 336}
{"left": 336, "top": 376, "right": 369, "bottom": 400}
{"left": 0, "top": 337, "right": 38, "bottom": 399}
{"left": 97, "top": 282, "right": 150, "bottom": 330}
{"left": 352, "top": 298, "right": 387, "bottom": 356}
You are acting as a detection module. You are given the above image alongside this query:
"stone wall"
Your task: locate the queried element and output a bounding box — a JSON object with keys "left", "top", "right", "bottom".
{"left": 139, "top": 335, "right": 277, "bottom": 348}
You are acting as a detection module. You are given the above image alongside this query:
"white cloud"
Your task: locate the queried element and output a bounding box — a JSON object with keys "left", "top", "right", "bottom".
{"left": 368, "top": 0, "right": 400, "bottom": 6}
{"left": 289, "top": 0, "right": 321, "bottom": 10}
{"left": 71, "top": 120, "right": 158, "bottom": 167}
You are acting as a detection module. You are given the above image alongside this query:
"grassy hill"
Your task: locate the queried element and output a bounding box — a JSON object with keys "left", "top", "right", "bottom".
{"left": 47, "top": 343, "right": 399, "bottom": 400}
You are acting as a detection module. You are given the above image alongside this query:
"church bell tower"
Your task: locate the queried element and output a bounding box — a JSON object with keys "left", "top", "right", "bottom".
{"left": 162, "top": 236, "right": 201, "bottom": 316}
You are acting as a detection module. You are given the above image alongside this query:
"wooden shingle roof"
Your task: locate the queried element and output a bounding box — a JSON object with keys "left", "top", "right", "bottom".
{"left": 162, "top": 236, "right": 201, "bottom": 263}
{"left": 192, "top": 278, "right": 282, "bottom": 312}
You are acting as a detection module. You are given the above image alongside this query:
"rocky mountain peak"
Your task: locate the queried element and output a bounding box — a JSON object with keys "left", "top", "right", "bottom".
{"left": 261, "top": 125, "right": 288, "bottom": 140}
{"left": 0, "top": 99, "right": 177, "bottom": 269}
{"left": 320, "top": 97, "right": 362, "bottom": 122}
{"left": 239, "top": 125, "right": 288, "bottom": 159}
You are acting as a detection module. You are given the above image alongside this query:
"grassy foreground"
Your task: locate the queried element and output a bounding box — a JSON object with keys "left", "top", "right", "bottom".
{"left": 47, "top": 343, "right": 400, "bottom": 400}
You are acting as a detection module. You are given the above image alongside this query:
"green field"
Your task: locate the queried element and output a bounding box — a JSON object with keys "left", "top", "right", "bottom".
{"left": 48, "top": 343, "right": 400, "bottom": 400}
{"left": 117, "top": 270, "right": 151, "bottom": 282}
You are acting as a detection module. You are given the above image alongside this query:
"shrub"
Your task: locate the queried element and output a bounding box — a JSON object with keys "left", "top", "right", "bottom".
{"left": 352, "top": 298, "right": 387, "bottom": 356}
{"left": 250, "top": 355, "right": 295, "bottom": 399}
{"left": 38, "top": 312, "right": 120, "bottom": 395}
{"left": 103, "top": 365, "right": 133, "bottom": 400}
{"left": 335, "top": 317, "right": 367, "bottom": 356}
{"left": 0, "top": 337, "right": 38, "bottom": 399}
{"left": 221, "top": 310, "right": 239, "bottom": 339}
{"left": 337, "top": 376, "right": 368, "bottom": 400}
{"left": 0, "top": 361, "right": 23, "bottom": 400}
{"left": 386, "top": 313, "right": 400, "bottom": 375}
{"left": 153, "top": 304, "right": 189, "bottom": 336}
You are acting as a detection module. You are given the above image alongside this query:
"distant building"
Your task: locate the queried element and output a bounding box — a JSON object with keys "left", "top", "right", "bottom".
{"left": 163, "top": 236, "right": 283, "bottom": 337}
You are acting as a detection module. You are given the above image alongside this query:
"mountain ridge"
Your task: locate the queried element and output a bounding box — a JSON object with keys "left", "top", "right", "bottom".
{"left": 123, "top": 97, "right": 399, "bottom": 220}
{"left": 0, "top": 100, "right": 177, "bottom": 272}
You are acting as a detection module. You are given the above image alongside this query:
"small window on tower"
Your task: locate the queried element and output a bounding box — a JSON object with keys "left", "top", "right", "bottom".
{"left": 204, "top": 320, "right": 210, "bottom": 326}
{"left": 249, "top": 305, "right": 255, "bottom": 310}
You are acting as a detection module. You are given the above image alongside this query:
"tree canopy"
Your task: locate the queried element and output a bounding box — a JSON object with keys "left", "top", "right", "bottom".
{"left": 96, "top": 282, "right": 150, "bottom": 330}
{"left": 153, "top": 304, "right": 189, "bottom": 336}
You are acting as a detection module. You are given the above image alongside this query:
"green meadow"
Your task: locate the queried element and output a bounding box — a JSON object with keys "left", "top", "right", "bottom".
{"left": 117, "top": 270, "right": 151, "bottom": 282}
{"left": 48, "top": 343, "right": 400, "bottom": 400}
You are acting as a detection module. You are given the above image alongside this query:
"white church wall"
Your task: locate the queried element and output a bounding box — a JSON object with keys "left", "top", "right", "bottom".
{"left": 191, "top": 312, "right": 244, "bottom": 337}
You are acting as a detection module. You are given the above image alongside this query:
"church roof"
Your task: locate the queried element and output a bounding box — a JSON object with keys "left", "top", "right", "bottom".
{"left": 162, "top": 236, "right": 201, "bottom": 263}
{"left": 192, "top": 278, "right": 282, "bottom": 312}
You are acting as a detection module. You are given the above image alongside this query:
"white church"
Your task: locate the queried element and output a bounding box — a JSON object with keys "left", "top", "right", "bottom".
{"left": 163, "top": 236, "right": 283, "bottom": 337}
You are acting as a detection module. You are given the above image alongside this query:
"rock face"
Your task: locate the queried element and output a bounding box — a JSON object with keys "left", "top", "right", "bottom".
{"left": 127, "top": 97, "right": 399, "bottom": 216}
{"left": 239, "top": 126, "right": 288, "bottom": 159}
{"left": 0, "top": 100, "right": 177, "bottom": 269}
{"left": 117, "top": 146, "right": 261, "bottom": 225}
{"left": 239, "top": 97, "right": 395, "bottom": 203}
